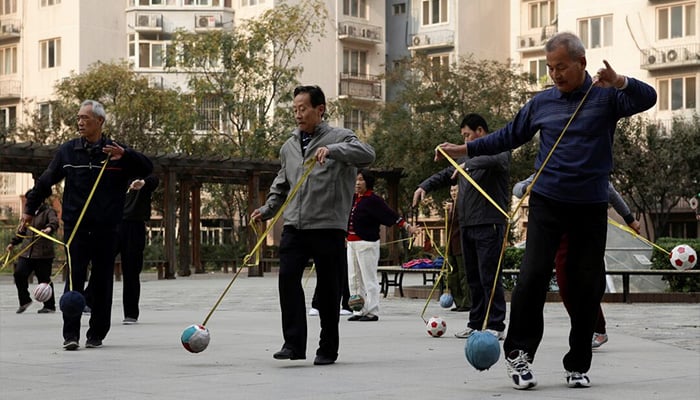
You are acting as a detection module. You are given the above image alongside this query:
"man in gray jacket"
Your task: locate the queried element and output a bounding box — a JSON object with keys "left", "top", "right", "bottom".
{"left": 413, "top": 113, "right": 510, "bottom": 340}
{"left": 251, "top": 85, "right": 375, "bottom": 366}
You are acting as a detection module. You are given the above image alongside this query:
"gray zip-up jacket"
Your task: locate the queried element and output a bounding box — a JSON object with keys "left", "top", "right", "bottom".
{"left": 258, "top": 121, "right": 375, "bottom": 230}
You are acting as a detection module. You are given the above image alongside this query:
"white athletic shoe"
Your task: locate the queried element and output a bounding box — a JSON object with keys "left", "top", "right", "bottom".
{"left": 566, "top": 371, "right": 591, "bottom": 388}
{"left": 506, "top": 350, "right": 537, "bottom": 390}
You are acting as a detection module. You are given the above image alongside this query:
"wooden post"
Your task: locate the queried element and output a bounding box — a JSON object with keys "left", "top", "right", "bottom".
{"left": 163, "top": 170, "right": 177, "bottom": 279}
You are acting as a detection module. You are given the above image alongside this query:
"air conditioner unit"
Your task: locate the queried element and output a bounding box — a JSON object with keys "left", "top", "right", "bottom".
{"left": 1, "top": 24, "right": 17, "bottom": 34}
{"left": 667, "top": 49, "right": 679, "bottom": 62}
{"left": 137, "top": 15, "right": 159, "bottom": 28}
{"left": 198, "top": 15, "right": 217, "bottom": 28}
{"left": 647, "top": 54, "right": 656, "bottom": 64}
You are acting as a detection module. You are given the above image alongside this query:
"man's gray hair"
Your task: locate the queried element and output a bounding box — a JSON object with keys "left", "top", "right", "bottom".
{"left": 80, "top": 100, "right": 106, "bottom": 123}
{"left": 545, "top": 32, "right": 586, "bottom": 60}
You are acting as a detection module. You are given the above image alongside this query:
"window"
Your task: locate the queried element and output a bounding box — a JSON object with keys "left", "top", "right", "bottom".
{"left": 344, "top": 109, "right": 368, "bottom": 131}
{"left": 658, "top": 76, "right": 697, "bottom": 110}
{"left": 657, "top": 3, "right": 696, "bottom": 40}
{"left": 0, "top": 46, "right": 17, "bottom": 75}
{"left": 392, "top": 3, "right": 406, "bottom": 15}
{"left": 39, "top": 103, "right": 55, "bottom": 129}
{"left": 40, "top": 38, "right": 61, "bottom": 69}
{"left": 528, "top": 0, "right": 556, "bottom": 29}
{"left": 1, "top": 0, "right": 16, "bottom": 14}
{"left": 578, "top": 15, "right": 613, "bottom": 49}
{"left": 428, "top": 54, "right": 449, "bottom": 81}
{"left": 40, "top": 0, "right": 59, "bottom": 7}
{"left": 0, "top": 173, "right": 15, "bottom": 195}
{"left": 134, "top": 0, "right": 177, "bottom": 5}
{"left": 0, "top": 106, "right": 16, "bottom": 130}
{"left": 422, "top": 0, "right": 447, "bottom": 25}
{"left": 186, "top": 0, "right": 228, "bottom": 5}
{"left": 195, "top": 96, "right": 221, "bottom": 131}
{"left": 343, "top": 49, "right": 368, "bottom": 77}
{"left": 138, "top": 42, "right": 170, "bottom": 68}
{"left": 343, "top": 0, "right": 366, "bottom": 18}
{"left": 528, "top": 58, "right": 548, "bottom": 81}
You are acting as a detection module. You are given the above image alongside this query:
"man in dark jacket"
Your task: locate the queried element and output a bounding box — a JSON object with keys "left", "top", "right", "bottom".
{"left": 21, "top": 99, "right": 153, "bottom": 351}
{"left": 413, "top": 113, "right": 510, "bottom": 341}
{"left": 116, "top": 175, "right": 159, "bottom": 324}
{"left": 7, "top": 196, "right": 59, "bottom": 314}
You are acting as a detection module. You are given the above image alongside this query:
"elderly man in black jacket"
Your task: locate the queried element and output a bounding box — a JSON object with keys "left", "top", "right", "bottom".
{"left": 22, "top": 100, "right": 153, "bottom": 351}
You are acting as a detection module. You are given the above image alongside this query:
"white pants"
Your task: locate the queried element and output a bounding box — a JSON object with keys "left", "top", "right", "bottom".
{"left": 347, "top": 240, "right": 381, "bottom": 317}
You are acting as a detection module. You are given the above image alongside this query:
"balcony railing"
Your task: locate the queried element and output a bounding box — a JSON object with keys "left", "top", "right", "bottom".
{"left": 339, "top": 73, "right": 382, "bottom": 100}
{"left": 641, "top": 43, "right": 700, "bottom": 70}
{"left": 408, "top": 29, "right": 454, "bottom": 49}
{"left": 338, "top": 21, "right": 382, "bottom": 44}
{"left": 0, "top": 80, "right": 20, "bottom": 99}
{"left": 517, "top": 25, "right": 557, "bottom": 51}
{"left": 0, "top": 19, "right": 20, "bottom": 39}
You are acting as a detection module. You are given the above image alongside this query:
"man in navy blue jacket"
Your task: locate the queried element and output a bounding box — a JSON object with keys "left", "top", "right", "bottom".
{"left": 437, "top": 32, "right": 656, "bottom": 390}
{"left": 22, "top": 100, "right": 153, "bottom": 351}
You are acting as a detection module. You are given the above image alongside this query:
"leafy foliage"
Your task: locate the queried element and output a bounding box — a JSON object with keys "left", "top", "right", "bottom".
{"left": 612, "top": 114, "right": 700, "bottom": 240}
{"left": 370, "top": 55, "right": 535, "bottom": 216}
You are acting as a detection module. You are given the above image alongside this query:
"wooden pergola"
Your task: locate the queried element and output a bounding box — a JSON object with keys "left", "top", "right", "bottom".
{"left": 1, "top": 142, "right": 405, "bottom": 277}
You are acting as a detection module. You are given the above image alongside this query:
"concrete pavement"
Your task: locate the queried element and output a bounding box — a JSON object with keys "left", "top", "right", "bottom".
{"left": 1, "top": 271, "right": 698, "bottom": 400}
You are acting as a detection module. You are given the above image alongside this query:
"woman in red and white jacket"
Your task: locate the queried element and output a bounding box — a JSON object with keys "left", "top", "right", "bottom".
{"left": 346, "top": 169, "right": 418, "bottom": 321}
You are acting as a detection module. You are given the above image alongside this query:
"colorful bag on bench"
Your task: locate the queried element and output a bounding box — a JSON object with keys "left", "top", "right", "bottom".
{"left": 402, "top": 258, "right": 433, "bottom": 269}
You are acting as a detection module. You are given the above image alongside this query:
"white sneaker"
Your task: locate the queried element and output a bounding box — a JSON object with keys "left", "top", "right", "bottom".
{"left": 308, "top": 308, "right": 319, "bottom": 316}
{"left": 454, "top": 327, "right": 476, "bottom": 339}
{"left": 339, "top": 309, "right": 353, "bottom": 316}
{"left": 486, "top": 329, "right": 505, "bottom": 341}
{"left": 591, "top": 332, "right": 608, "bottom": 348}
{"left": 506, "top": 350, "right": 537, "bottom": 390}
{"left": 566, "top": 371, "right": 591, "bottom": 388}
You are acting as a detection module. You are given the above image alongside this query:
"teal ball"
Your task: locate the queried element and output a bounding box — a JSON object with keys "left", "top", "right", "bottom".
{"left": 348, "top": 294, "right": 364, "bottom": 311}
{"left": 59, "top": 291, "right": 86, "bottom": 318}
{"left": 439, "top": 293, "right": 454, "bottom": 308}
{"left": 465, "top": 331, "right": 501, "bottom": 371}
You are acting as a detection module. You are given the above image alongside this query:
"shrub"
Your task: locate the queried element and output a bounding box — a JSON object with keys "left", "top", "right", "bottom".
{"left": 650, "top": 237, "right": 700, "bottom": 292}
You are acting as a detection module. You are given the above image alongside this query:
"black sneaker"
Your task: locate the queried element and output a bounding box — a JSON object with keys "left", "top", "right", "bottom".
{"left": 273, "top": 347, "right": 305, "bottom": 360}
{"left": 16, "top": 302, "right": 32, "bottom": 314}
{"left": 63, "top": 339, "right": 79, "bottom": 351}
{"left": 37, "top": 307, "right": 56, "bottom": 314}
{"left": 85, "top": 338, "right": 103, "bottom": 348}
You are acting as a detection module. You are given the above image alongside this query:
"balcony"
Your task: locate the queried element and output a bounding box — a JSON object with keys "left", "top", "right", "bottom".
{"left": 338, "top": 21, "right": 382, "bottom": 45}
{"left": 517, "top": 25, "right": 557, "bottom": 52}
{"left": 135, "top": 14, "right": 163, "bottom": 32}
{"left": 408, "top": 29, "right": 454, "bottom": 51}
{"left": 0, "top": 80, "right": 21, "bottom": 100}
{"left": 0, "top": 19, "right": 20, "bottom": 40}
{"left": 338, "top": 73, "right": 382, "bottom": 100}
{"left": 641, "top": 43, "right": 700, "bottom": 71}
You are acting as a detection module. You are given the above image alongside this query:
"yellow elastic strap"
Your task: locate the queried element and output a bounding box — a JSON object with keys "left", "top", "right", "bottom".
{"left": 0, "top": 237, "right": 41, "bottom": 272}
{"left": 436, "top": 147, "right": 510, "bottom": 219}
{"left": 66, "top": 155, "right": 111, "bottom": 247}
{"left": 607, "top": 218, "right": 669, "bottom": 255}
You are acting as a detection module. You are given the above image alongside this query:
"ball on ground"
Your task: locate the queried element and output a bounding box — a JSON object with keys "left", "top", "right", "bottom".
{"left": 426, "top": 316, "right": 447, "bottom": 337}
{"left": 348, "top": 294, "right": 365, "bottom": 311}
{"left": 670, "top": 244, "right": 697, "bottom": 270}
{"left": 181, "top": 324, "right": 210, "bottom": 353}
{"left": 33, "top": 282, "right": 53, "bottom": 302}
{"left": 439, "top": 292, "right": 454, "bottom": 308}
{"left": 59, "top": 290, "right": 86, "bottom": 318}
{"left": 465, "top": 330, "right": 501, "bottom": 371}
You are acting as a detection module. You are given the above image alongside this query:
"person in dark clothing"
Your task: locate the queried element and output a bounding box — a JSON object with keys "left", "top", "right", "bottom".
{"left": 21, "top": 99, "right": 153, "bottom": 351}
{"left": 346, "top": 169, "right": 418, "bottom": 322}
{"left": 413, "top": 113, "right": 510, "bottom": 341}
{"left": 7, "top": 197, "right": 59, "bottom": 314}
{"left": 445, "top": 185, "right": 471, "bottom": 312}
{"left": 251, "top": 85, "right": 375, "bottom": 366}
{"left": 116, "top": 175, "right": 159, "bottom": 325}
{"left": 436, "top": 32, "right": 656, "bottom": 389}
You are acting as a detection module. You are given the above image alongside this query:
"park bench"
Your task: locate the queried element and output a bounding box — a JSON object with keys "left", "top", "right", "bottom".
{"left": 379, "top": 266, "right": 700, "bottom": 302}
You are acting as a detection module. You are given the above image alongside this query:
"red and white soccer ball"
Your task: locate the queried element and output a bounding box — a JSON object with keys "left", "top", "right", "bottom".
{"left": 669, "top": 244, "right": 697, "bottom": 270}
{"left": 426, "top": 316, "right": 447, "bottom": 337}
{"left": 33, "top": 283, "right": 53, "bottom": 303}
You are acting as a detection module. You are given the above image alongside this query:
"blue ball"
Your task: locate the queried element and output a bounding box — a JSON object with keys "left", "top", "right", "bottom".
{"left": 59, "top": 290, "right": 86, "bottom": 318}
{"left": 465, "top": 330, "right": 501, "bottom": 371}
{"left": 439, "top": 293, "right": 454, "bottom": 308}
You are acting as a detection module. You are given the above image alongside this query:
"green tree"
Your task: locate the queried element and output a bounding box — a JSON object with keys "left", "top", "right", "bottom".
{"left": 16, "top": 61, "right": 197, "bottom": 155}
{"left": 370, "top": 55, "right": 535, "bottom": 216}
{"left": 612, "top": 113, "right": 700, "bottom": 240}
{"left": 167, "top": 0, "right": 328, "bottom": 160}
